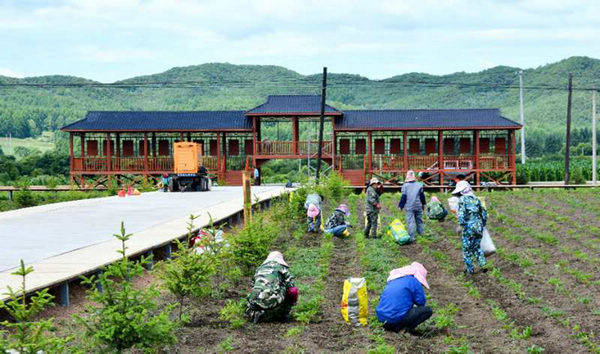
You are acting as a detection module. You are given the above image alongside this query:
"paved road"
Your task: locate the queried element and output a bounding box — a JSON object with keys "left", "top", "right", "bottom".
{"left": 0, "top": 186, "right": 282, "bottom": 271}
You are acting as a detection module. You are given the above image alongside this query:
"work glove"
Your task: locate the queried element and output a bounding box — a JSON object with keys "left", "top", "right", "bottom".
{"left": 287, "top": 287, "right": 299, "bottom": 304}
{"left": 376, "top": 203, "right": 381, "bottom": 209}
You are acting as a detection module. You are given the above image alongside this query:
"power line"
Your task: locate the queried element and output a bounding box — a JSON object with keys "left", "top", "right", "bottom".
{"left": 1, "top": 78, "right": 600, "bottom": 91}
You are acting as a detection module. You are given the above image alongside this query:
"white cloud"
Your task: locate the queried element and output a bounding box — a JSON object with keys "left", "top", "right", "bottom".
{"left": 0, "top": 68, "right": 25, "bottom": 78}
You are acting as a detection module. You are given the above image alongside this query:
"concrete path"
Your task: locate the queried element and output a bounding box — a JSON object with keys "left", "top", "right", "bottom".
{"left": 0, "top": 186, "right": 287, "bottom": 295}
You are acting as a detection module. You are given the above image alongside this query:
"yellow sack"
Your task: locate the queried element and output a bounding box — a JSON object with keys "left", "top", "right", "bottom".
{"left": 340, "top": 277, "right": 368, "bottom": 326}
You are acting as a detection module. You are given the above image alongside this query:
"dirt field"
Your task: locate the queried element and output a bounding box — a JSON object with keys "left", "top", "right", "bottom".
{"left": 35, "top": 188, "right": 600, "bottom": 353}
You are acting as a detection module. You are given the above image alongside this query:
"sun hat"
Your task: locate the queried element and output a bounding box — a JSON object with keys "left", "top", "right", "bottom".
{"left": 405, "top": 170, "right": 416, "bottom": 182}
{"left": 307, "top": 204, "right": 320, "bottom": 218}
{"left": 387, "top": 262, "right": 429, "bottom": 289}
{"left": 264, "top": 251, "right": 288, "bottom": 267}
{"left": 369, "top": 177, "right": 380, "bottom": 185}
{"left": 336, "top": 204, "right": 350, "bottom": 216}
{"left": 451, "top": 180, "right": 474, "bottom": 196}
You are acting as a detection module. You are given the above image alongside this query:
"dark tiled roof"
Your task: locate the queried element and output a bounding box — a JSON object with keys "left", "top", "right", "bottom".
{"left": 61, "top": 111, "right": 251, "bottom": 131}
{"left": 246, "top": 95, "right": 340, "bottom": 114}
{"left": 336, "top": 109, "right": 521, "bottom": 130}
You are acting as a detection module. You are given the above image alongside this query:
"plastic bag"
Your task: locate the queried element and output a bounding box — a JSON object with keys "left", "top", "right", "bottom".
{"left": 386, "top": 219, "right": 411, "bottom": 245}
{"left": 448, "top": 197, "right": 459, "bottom": 214}
{"left": 480, "top": 228, "right": 496, "bottom": 256}
{"left": 340, "top": 277, "right": 368, "bottom": 326}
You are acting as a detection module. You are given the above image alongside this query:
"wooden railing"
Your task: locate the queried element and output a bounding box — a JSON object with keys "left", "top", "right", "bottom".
{"left": 371, "top": 155, "right": 404, "bottom": 171}
{"left": 407, "top": 156, "right": 438, "bottom": 170}
{"left": 257, "top": 140, "right": 332, "bottom": 156}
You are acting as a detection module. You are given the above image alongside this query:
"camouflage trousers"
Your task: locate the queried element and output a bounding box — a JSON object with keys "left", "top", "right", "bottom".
{"left": 462, "top": 232, "right": 486, "bottom": 274}
{"left": 246, "top": 297, "right": 293, "bottom": 323}
{"left": 364, "top": 211, "right": 379, "bottom": 238}
{"left": 307, "top": 214, "right": 321, "bottom": 233}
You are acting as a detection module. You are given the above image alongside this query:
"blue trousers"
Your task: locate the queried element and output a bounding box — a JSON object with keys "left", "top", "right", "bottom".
{"left": 405, "top": 209, "right": 424, "bottom": 241}
{"left": 324, "top": 225, "right": 347, "bottom": 236}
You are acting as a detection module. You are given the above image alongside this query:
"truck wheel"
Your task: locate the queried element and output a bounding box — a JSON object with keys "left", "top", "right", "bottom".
{"left": 168, "top": 178, "right": 178, "bottom": 192}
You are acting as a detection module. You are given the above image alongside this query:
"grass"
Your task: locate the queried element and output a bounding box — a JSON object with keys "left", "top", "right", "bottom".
{"left": 0, "top": 132, "right": 55, "bottom": 155}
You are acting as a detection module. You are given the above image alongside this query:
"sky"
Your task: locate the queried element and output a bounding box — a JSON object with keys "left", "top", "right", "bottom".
{"left": 1, "top": 0, "right": 599, "bottom": 82}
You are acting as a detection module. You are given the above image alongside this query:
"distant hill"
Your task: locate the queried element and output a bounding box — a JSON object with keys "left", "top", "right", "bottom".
{"left": 0, "top": 57, "right": 598, "bottom": 144}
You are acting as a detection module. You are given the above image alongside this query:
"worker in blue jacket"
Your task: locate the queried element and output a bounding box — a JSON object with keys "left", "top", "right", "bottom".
{"left": 376, "top": 262, "right": 432, "bottom": 334}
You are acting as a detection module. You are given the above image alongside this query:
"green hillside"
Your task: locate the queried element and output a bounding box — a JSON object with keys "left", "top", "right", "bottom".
{"left": 0, "top": 57, "right": 598, "bottom": 155}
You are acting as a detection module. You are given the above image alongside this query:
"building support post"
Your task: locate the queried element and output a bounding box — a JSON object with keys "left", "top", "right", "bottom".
{"left": 164, "top": 244, "right": 172, "bottom": 260}
{"left": 179, "top": 132, "right": 184, "bottom": 141}
{"left": 252, "top": 117, "right": 258, "bottom": 157}
{"left": 292, "top": 116, "right": 299, "bottom": 155}
{"left": 403, "top": 131, "right": 408, "bottom": 172}
{"left": 217, "top": 132, "right": 222, "bottom": 179}
{"left": 242, "top": 170, "right": 252, "bottom": 224}
{"left": 565, "top": 73, "right": 573, "bottom": 184}
{"left": 367, "top": 131, "right": 373, "bottom": 181}
{"left": 222, "top": 132, "right": 227, "bottom": 179}
{"left": 143, "top": 133, "right": 149, "bottom": 175}
{"left": 152, "top": 133, "right": 156, "bottom": 157}
{"left": 474, "top": 130, "right": 480, "bottom": 186}
{"left": 106, "top": 132, "right": 112, "bottom": 188}
{"left": 59, "top": 282, "right": 70, "bottom": 307}
{"left": 509, "top": 130, "right": 517, "bottom": 185}
{"left": 438, "top": 131, "right": 444, "bottom": 186}
{"left": 332, "top": 128, "right": 337, "bottom": 171}
{"left": 69, "top": 133, "right": 74, "bottom": 183}
{"left": 116, "top": 133, "right": 121, "bottom": 172}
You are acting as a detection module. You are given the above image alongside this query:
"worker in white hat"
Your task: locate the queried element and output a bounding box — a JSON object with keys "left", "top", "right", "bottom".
{"left": 364, "top": 177, "right": 382, "bottom": 238}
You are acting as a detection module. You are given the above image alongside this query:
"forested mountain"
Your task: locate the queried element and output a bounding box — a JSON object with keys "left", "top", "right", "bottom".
{"left": 0, "top": 56, "right": 599, "bottom": 156}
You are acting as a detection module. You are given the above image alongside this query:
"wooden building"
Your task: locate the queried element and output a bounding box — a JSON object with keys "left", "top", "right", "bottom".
{"left": 61, "top": 95, "right": 521, "bottom": 186}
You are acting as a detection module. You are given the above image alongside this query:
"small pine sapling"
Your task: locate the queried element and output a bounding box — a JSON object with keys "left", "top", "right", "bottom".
{"left": 0, "top": 260, "right": 72, "bottom": 353}
{"left": 75, "top": 222, "right": 178, "bottom": 352}
{"left": 160, "top": 214, "right": 217, "bottom": 321}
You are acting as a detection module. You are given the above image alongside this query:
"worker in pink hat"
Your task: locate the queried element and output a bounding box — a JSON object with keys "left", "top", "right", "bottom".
{"left": 304, "top": 193, "right": 324, "bottom": 233}
{"left": 376, "top": 262, "right": 433, "bottom": 334}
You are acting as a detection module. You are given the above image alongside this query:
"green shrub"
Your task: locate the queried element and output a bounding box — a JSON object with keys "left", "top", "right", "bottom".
{"left": 75, "top": 222, "right": 178, "bottom": 352}
{"left": 219, "top": 299, "right": 247, "bottom": 329}
{"left": 13, "top": 189, "right": 36, "bottom": 208}
{"left": 0, "top": 260, "right": 72, "bottom": 353}
{"left": 228, "top": 215, "right": 278, "bottom": 275}
{"left": 160, "top": 215, "right": 218, "bottom": 321}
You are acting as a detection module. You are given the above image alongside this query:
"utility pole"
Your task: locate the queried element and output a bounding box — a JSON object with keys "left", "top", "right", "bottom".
{"left": 315, "top": 67, "right": 327, "bottom": 183}
{"left": 564, "top": 73, "right": 573, "bottom": 184}
{"left": 593, "top": 90, "right": 597, "bottom": 184}
{"left": 519, "top": 71, "right": 526, "bottom": 164}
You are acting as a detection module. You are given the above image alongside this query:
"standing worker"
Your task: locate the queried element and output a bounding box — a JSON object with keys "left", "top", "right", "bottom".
{"left": 376, "top": 262, "right": 432, "bottom": 334}
{"left": 452, "top": 180, "right": 488, "bottom": 275}
{"left": 398, "top": 170, "right": 426, "bottom": 243}
{"left": 364, "top": 178, "right": 382, "bottom": 238}
{"left": 246, "top": 251, "right": 298, "bottom": 323}
{"left": 254, "top": 167, "right": 260, "bottom": 186}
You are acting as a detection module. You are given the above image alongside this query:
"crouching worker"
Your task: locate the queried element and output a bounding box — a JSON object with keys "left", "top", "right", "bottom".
{"left": 376, "top": 262, "right": 432, "bottom": 334}
{"left": 304, "top": 193, "right": 323, "bottom": 233}
{"left": 425, "top": 196, "right": 448, "bottom": 222}
{"left": 324, "top": 204, "right": 351, "bottom": 237}
{"left": 246, "top": 251, "right": 298, "bottom": 324}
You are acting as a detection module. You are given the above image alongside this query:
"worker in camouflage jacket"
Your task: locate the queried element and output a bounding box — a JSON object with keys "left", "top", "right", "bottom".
{"left": 246, "top": 251, "right": 298, "bottom": 323}
{"left": 324, "top": 204, "right": 351, "bottom": 237}
{"left": 453, "top": 181, "right": 488, "bottom": 275}
{"left": 364, "top": 178, "right": 382, "bottom": 238}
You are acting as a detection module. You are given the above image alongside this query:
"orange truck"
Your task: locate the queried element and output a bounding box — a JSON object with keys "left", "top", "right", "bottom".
{"left": 168, "top": 142, "right": 210, "bottom": 192}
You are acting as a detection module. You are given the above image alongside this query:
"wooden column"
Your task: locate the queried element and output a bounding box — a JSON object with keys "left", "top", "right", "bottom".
{"left": 332, "top": 129, "right": 337, "bottom": 171}
{"left": 367, "top": 131, "right": 372, "bottom": 180}
{"left": 509, "top": 130, "right": 516, "bottom": 185}
{"left": 80, "top": 133, "right": 85, "bottom": 158}
{"left": 403, "top": 131, "right": 408, "bottom": 172}
{"left": 252, "top": 117, "right": 258, "bottom": 157}
{"left": 151, "top": 133, "right": 156, "bottom": 157}
{"left": 115, "top": 133, "right": 121, "bottom": 172}
{"left": 242, "top": 170, "right": 252, "bottom": 224}
{"left": 222, "top": 132, "right": 227, "bottom": 175}
{"left": 179, "top": 132, "right": 184, "bottom": 141}
{"left": 474, "top": 130, "right": 480, "bottom": 186}
{"left": 187, "top": 132, "right": 191, "bottom": 142}
{"left": 292, "top": 116, "right": 299, "bottom": 155}
{"left": 143, "top": 133, "right": 149, "bottom": 174}
{"left": 106, "top": 132, "right": 111, "bottom": 172}
{"left": 438, "top": 131, "right": 444, "bottom": 186}
{"left": 69, "top": 133, "right": 74, "bottom": 179}
{"left": 217, "top": 132, "right": 222, "bottom": 173}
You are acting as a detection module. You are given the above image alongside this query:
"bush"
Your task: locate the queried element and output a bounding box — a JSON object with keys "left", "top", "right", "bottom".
{"left": 160, "top": 215, "right": 217, "bottom": 321}
{"left": 228, "top": 215, "right": 278, "bottom": 275}
{"left": 0, "top": 260, "right": 72, "bottom": 352}
{"left": 75, "top": 222, "right": 178, "bottom": 352}
{"left": 219, "top": 299, "right": 247, "bottom": 329}
{"left": 570, "top": 167, "right": 586, "bottom": 184}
